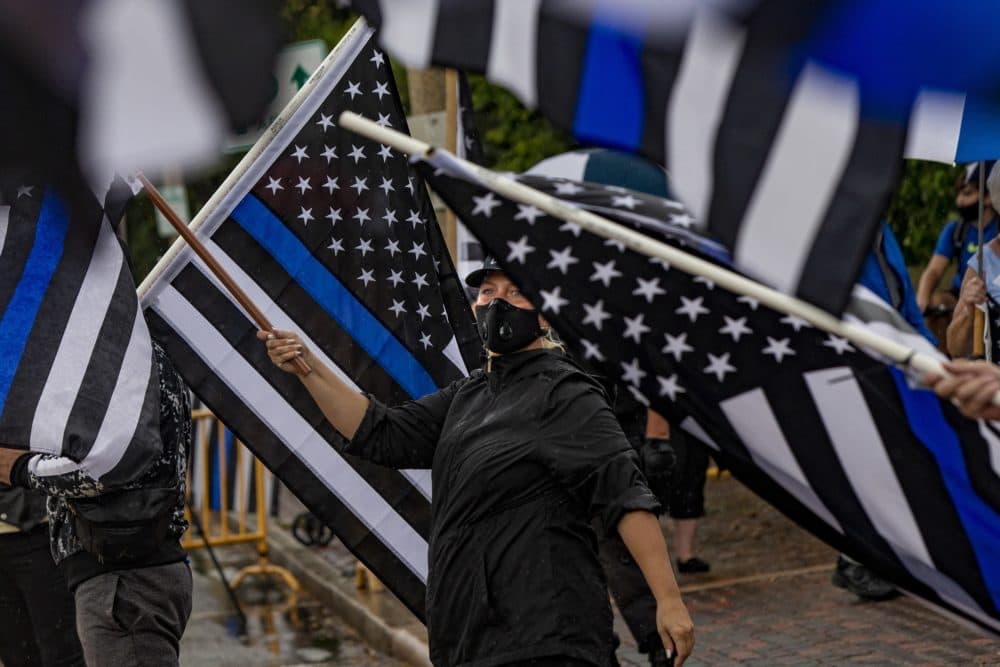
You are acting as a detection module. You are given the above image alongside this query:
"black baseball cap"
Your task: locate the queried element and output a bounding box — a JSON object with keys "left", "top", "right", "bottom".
{"left": 464, "top": 255, "right": 503, "bottom": 287}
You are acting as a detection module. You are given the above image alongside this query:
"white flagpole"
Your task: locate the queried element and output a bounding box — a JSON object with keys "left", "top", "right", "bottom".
{"left": 339, "top": 110, "right": 997, "bottom": 403}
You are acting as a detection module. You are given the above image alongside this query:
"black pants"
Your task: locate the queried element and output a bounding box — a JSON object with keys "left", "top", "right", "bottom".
{"left": 667, "top": 430, "right": 709, "bottom": 520}
{"left": 500, "top": 658, "right": 597, "bottom": 666}
{"left": 0, "top": 525, "right": 85, "bottom": 667}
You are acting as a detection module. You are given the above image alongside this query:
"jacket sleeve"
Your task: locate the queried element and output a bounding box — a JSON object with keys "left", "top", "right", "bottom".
{"left": 536, "top": 374, "right": 661, "bottom": 535}
{"left": 344, "top": 376, "right": 468, "bottom": 469}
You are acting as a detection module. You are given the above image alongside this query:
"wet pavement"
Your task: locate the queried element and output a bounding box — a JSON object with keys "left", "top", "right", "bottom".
{"left": 271, "top": 472, "right": 1000, "bottom": 666}
{"left": 181, "top": 543, "right": 403, "bottom": 667}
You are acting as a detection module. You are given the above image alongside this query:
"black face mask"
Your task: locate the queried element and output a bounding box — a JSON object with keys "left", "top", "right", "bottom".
{"left": 959, "top": 201, "right": 981, "bottom": 223}
{"left": 474, "top": 299, "right": 544, "bottom": 355}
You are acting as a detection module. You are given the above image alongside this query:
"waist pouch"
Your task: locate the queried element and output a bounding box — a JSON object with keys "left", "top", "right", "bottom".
{"left": 69, "top": 488, "right": 179, "bottom": 565}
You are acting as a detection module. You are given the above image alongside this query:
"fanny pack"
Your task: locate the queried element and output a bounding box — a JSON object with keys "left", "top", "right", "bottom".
{"left": 69, "top": 487, "right": 179, "bottom": 565}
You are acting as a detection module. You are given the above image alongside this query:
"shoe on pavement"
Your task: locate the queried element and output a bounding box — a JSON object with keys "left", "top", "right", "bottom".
{"left": 648, "top": 645, "right": 675, "bottom": 667}
{"left": 676, "top": 557, "right": 711, "bottom": 574}
{"left": 831, "top": 556, "right": 899, "bottom": 601}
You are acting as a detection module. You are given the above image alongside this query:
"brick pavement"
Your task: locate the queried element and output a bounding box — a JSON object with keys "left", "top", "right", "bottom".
{"left": 274, "top": 475, "right": 1000, "bottom": 666}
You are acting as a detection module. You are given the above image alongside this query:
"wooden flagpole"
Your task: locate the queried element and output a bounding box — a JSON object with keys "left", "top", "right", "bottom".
{"left": 338, "top": 111, "right": 1000, "bottom": 407}
{"left": 974, "top": 160, "right": 988, "bottom": 359}
{"left": 137, "top": 174, "right": 311, "bottom": 376}
{"left": 443, "top": 68, "right": 460, "bottom": 261}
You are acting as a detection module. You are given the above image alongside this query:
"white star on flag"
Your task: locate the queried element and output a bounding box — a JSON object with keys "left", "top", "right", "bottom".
{"left": 633, "top": 277, "right": 666, "bottom": 303}
{"left": 265, "top": 177, "right": 282, "bottom": 195}
{"left": 554, "top": 181, "right": 583, "bottom": 196}
{"left": 322, "top": 145, "right": 338, "bottom": 162}
{"left": 590, "top": 259, "right": 622, "bottom": 287}
{"left": 582, "top": 300, "right": 612, "bottom": 331}
{"left": 388, "top": 269, "right": 404, "bottom": 287}
{"left": 704, "top": 352, "right": 736, "bottom": 382}
{"left": 622, "top": 313, "right": 651, "bottom": 343}
{"left": 345, "top": 81, "right": 362, "bottom": 98}
{"left": 506, "top": 236, "right": 535, "bottom": 264}
{"left": 349, "top": 145, "right": 366, "bottom": 163}
{"left": 355, "top": 238, "right": 374, "bottom": 257}
{"left": 389, "top": 299, "right": 406, "bottom": 317}
{"left": 351, "top": 177, "right": 369, "bottom": 195}
{"left": 316, "top": 113, "right": 335, "bottom": 131}
{"left": 379, "top": 177, "right": 395, "bottom": 195}
{"left": 385, "top": 239, "right": 401, "bottom": 257}
{"left": 781, "top": 314, "right": 811, "bottom": 331}
{"left": 297, "top": 207, "right": 314, "bottom": 225}
{"left": 378, "top": 145, "right": 393, "bottom": 160}
{"left": 662, "top": 333, "right": 693, "bottom": 362}
{"left": 762, "top": 337, "right": 796, "bottom": 362}
{"left": 16, "top": 185, "right": 33, "bottom": 198}
{"left": 291, "top": 145, "right": 309, "bottom": 162}
{"left": 323, "top": 176, "right": 339, "bottom": 193}
{"left": 472, "top": 192, "right": 502, "bottom": 217}
{"left": 370, "top": 50, "right": 385, "bottom": 68}
{"left": 737, "top": 295, "right": 760, "bottom": 310}
{"left": 676, "top": 296, "right": 709, "bottom": 322}
{"left": 416, "top": 303, "right": 431, "bottom": 320}
{"left": 326, "top": 207, "right": 342, "bottom": 225}
{"left": 413, "top": 272, "right": 429, "bottom": 289}
{"left": 656, "top": 374, "right": 685, "bottom": 400}
{"left": 382, "top": 208, "right": 398, "bottom": 225}
{"left": 620, "top": 358, "right": 647, "bottom": 385}
{"left": 353, "top": 208, "right": 371, "bottom": 225}
{"left": 514, "top": 205, "right": 544, "bottom": 224}
{"left": 719, "top": 316, "right": 753, "bottom": 342}
{"left": 407, "top": 210, "right": 425, "bottom": 228}
{"left": 409, "top": 242, "right": 427, "bottom": 260}
{"left": 327, "top": 237, "right": 344, "bottom": 255}
{"left": 611, "top": 194, "right": 639, "bottom": 209}
{"left": 375, "top": 112, "right": 393, "bottom": 128}
{"left": 373, "top": 81, "right": 390, "bottom": 100}
{"left": 419, "top": 332, "right": 433, "bottom": 350}
{"left": 296, "top": 177, "right": 311, "bottom": 194}
{"left": 358, "top": 268, "right": 375, "bottom": 286}
{"left": 539, "top": 286, "right": 569, "bottom": 314}
{"left": 822, "top": 335, "right": 854, "bottom": 355}
{"left": 581, "top": 339, "right": 605, "bottom": 361}
{"left": 547, "top": 247, "right": 579, "bottom": 274}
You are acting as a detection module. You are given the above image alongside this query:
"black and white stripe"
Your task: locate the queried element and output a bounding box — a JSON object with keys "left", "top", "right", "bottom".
{"left": 139, "top": 21, "right": 480, "bottom": 619}
{"left": 0, "top": 183, "right": 160, "bottom": 487}
{"left": 351, "top": 0, "right": 907, "bottom": 314}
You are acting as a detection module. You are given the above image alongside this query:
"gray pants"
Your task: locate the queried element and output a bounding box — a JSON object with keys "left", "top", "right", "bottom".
{"left": 74, "top": 561, "right": 192, "bottom": 667}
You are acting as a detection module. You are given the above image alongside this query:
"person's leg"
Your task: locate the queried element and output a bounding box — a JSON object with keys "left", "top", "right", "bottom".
{"left": 667, "top": 432, "right": 709, "bottom": 573}
{"left": 15, "top": 527, "right": 85, "bottom": 667}
{"left": 0, "top": 532, "right": 44, "bottom": 667}
{"left": 76, "top": 561, "right": 193, "bottom": 667}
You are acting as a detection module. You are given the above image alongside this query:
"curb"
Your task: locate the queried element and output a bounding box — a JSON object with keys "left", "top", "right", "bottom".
{"left": 268, "top": 528, "right": 431, "bottom": 667}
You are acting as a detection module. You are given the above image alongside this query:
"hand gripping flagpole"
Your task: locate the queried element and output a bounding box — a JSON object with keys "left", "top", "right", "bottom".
{"left": 338, "top": 110, "right": 1000, "bottom": 407}
{"left": 137, "top": 174, "right": 312, "bottom": 377}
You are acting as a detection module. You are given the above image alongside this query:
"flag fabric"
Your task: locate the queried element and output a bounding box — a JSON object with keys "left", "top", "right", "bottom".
{"left": 0, "top": 177, "right": 162, "bottom": 487}
{"left": 348, "top": 0, "right": 914, "bottom": 314}
{"left": 139, "top": 21, "right": 481, "bottom": 620}
{"left": 413, "top": 161, "right": 1000, "bottom": 636}
{"left": 0, "top": 0, "right": 283, "bottom": 177}
{"left": 905, "top": 90, "right": 1000, "bottom": 164}
{"left": 527, "top": 148, "right": 672, "bottom": 200}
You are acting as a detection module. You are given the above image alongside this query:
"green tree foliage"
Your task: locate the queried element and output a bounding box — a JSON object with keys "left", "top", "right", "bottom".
{"left": 467, "top": 74, "right": 574, "bottom": 172}
{"left": 886, "top": 160, "right": 963, "bottom": 267}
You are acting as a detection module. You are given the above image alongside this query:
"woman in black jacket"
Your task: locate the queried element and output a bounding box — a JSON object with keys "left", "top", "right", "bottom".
{"left": 258, "top": 266, "right": 693, "bottom": 667}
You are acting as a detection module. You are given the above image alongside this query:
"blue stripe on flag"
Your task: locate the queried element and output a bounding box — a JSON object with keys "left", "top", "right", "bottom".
{"left": 572, "top": 10, "right": 645, "bottom": 152}
{"left": 890, "top": 368, "right": 1000, "bottom": 612}
{"left": 955, "top": 96, "right": 1000, "bottom": 162}
{"left": 231, "top": 194, "right": 438, "bottom": 399}
{"left": 0, "top": 191, "right": 69, "bottom": 415}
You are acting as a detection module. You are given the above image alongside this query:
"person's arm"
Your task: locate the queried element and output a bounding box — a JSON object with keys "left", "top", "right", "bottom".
{"left": 260, "top": 329, "right": 369, "bottom": 439}
{"left": 618, "top": 511, "right": 694, "bottom": 665}
{"left": 946, "top": 268, "right": 986, "bottom": 358}
{"left": 917, "top": 254, "right": 950, "bottom": 312}
{"left": 260, "top": 329, "right": 459, "bottom": 468}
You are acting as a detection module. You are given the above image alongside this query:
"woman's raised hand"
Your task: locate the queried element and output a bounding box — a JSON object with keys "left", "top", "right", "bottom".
{"left": 257, "top": 329, "right": 311, "bottom": 374}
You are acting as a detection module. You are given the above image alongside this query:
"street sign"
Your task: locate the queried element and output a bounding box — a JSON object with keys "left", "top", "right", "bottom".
{"left": 225, "top": 39, "right": 328, "bottom": 153}
{"left": 154, "top": 183, "right": 190, "bottom": 238}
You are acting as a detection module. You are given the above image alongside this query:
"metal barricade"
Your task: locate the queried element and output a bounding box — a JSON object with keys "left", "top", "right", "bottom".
{"left": 185, "top": 408, "right": 299, "bottom": 598}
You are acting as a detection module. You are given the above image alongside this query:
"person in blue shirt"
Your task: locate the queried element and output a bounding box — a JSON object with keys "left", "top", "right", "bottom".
{"left": 833, "top": 221, "right": 937, "bottom": 601}
{"left": 916, "top": 162, "right": 997, "bottom": 314}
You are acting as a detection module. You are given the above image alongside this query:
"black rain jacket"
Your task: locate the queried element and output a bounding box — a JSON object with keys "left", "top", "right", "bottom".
{"left": 346, "top": 349, "right": 660, "bottom": 667}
